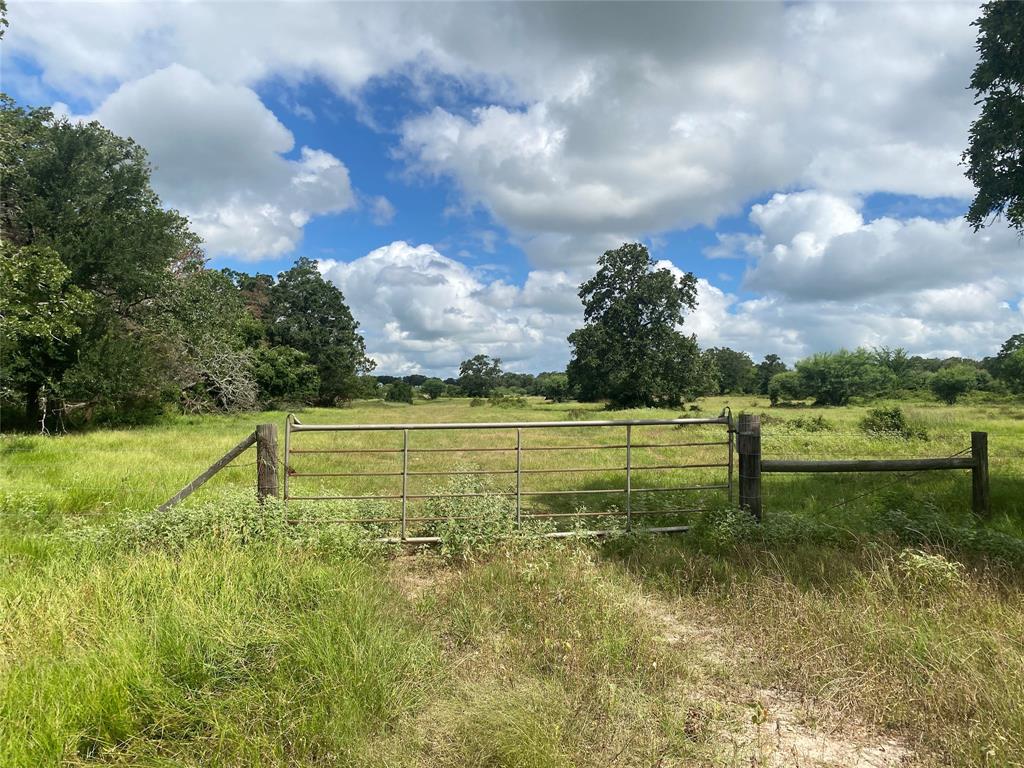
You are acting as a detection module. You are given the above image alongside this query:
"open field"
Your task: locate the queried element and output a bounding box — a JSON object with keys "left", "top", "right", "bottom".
{"left": 2, "top": 396, "right": 1024, "bottom": 766}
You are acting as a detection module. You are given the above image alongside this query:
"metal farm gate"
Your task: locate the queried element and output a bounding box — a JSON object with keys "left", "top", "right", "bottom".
{"left": 283, "top": 413, "right": 734, "bottom": 542}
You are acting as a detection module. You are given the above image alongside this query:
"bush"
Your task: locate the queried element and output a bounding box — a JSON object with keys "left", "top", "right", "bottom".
{"left": 691, "top": 506, "right": 760, "bottom": 552}
{"left": 469, "top": 398, "right": 487, "bottom": 407}
{"left": 929, "top": 364, "right": 980, "bottom": 405}
{"left": 859, "top": 406, "right": 927, "bottom": 440}
{"left": 91, "top": 492, "right": 384, "bottom": 556}
{"left": 767, "top": 371, "right": 803, "bottom": 405}
{"left": 252, "top": 345, "right": 320, "bottom": 406}
{"left": 794, "top": 349, "right": 895, "bottom": 406}
{"left": 788, "top": 414, "right": 834, "bottom": 432}
{"left": 488, "top": 393, "right": 528, "bottom": 408}
{"left": 421, "top": 377, "right": 445, "bottom": 399}
{"left": 385, "top": 381, "right": 415, "bottom": 404}
{"left": 419, "top": 476, "right": 518, "bottom": 562}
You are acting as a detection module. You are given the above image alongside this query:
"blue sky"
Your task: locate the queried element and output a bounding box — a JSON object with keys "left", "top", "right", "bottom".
{"left": 4, "top": 1, "right": 1022, "bottom": 375}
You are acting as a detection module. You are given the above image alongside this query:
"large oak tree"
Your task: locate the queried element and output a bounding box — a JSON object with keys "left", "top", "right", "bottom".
{"left": 567, "top": 243, "right": 710, "bottom": 408}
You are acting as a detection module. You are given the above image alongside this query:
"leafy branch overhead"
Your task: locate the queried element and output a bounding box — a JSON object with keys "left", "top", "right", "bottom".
{"left": 963, "top": 0, "right": 1024, "bottom": 236}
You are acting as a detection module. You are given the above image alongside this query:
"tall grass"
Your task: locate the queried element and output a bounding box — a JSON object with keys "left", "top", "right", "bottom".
{"left": 2, "top": 396, "right": 1023, "bottom": 766}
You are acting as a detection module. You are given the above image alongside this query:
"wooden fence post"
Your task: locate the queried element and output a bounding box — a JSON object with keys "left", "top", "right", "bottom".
{"left": 737, "top": 413, "right": 762, "bottom": 521}
{"left": 971, "top": 431, "right": 990, "bottom": 518}
{"left": 256, "top": 423, "right": 279, "bottom": 501}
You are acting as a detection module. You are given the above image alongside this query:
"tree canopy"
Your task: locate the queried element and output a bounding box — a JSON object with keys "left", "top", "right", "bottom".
{"left": 0, "top": 98, "right": 373, "bottom": 428}
{"left": 567, "top": 243, "right": 710, "bottom": 408}
{"left": 458, "top": 355, "right": 503, "bottom": 397}
{"left": 963, "top": 1, "right": 1024, "bottom": 236}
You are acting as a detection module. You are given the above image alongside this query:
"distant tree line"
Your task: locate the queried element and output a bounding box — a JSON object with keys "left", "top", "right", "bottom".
{"left": 1, "top": 99, "right": 373, "bottom": 430}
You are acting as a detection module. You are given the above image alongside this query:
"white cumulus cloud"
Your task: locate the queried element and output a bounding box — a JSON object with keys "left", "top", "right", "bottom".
{"left": 79, "top": 65, "right": 356, "bottom": 259}
{"left": 320, "top": 242, "right": 582, "bottom": 375}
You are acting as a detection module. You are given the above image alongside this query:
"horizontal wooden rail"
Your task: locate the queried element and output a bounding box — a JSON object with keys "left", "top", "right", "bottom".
{"left": 761, "top": 457, "right": 976, "bottom": 473}
{"left": 737, "top": 423, "right": 991, "bottom": 518}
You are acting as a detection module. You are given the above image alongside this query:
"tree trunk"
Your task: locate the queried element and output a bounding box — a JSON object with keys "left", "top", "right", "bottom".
{"left": 25, "top": 382, "right": 41, "bottom": 428}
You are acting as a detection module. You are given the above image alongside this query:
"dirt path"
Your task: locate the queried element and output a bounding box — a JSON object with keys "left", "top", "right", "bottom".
{"left": 635, "top": 592, "right": 913, "bottom": 767}
{"left": 389, "top": 554, "right": 914, "bottom": 767}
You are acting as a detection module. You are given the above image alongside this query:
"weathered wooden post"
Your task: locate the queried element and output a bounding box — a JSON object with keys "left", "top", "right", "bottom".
{"left": 256, "top": 423, "right": 279, "bottom": 501}
{"left": 971, "top": 431, "right": 990, "bottom": 518}
{"left": 737, "top": 413, "right": 762, "bottom": 521}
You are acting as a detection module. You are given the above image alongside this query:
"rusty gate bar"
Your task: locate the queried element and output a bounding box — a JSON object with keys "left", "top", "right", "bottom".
{"left": 284, "top": 413, "right": 733, "bottom": 541}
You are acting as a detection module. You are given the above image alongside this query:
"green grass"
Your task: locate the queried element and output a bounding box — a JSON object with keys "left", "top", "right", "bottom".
{"left": 2, "top": 395, "right": 1024, "bottom": 766}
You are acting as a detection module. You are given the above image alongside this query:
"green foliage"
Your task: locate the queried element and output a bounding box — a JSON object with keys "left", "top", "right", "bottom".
{"left": 704, "top": 347, "right": 757, "bottom": 394}
{"left": 484, "top": 388, "right": 529, "bottom": 408}
{"left": 0, "top": 242, "right": 91, "bottom": 409}
{"left": 787, "top": 414, "right": 834, "bottom": 432}
{"left": 691, "top": 506, "right": 760, "bottom": 552}
{"left": 458, "top": 354, "right": 503, "bottom": 397}
{"left": 268, "top": 257, "right": 374, "bottom": 404}
{"left": 421, "top": 476, "right": 519, "bottom": 562}
{"left": 567, "top": 243, "right": 711, "bottom": 407}
{"left": 533, "top": 371, "right": 571, "bottom": 402}
{"left": 385, "top": 381, "right": 415, "bottom": 404}
{"left": 795, "top": 349, "right": 895, "bottom": 406}
{"left": 872, "top": 346, "right": 915, "bottom": 389}
{"left": 421, "top": 377, "right": 445, "bottom": 399}
{"left": 1000, "top": 348, "right": 1024, "bottom": 393}
{"left": 963, "top": 1, "right": 1024, "bottom": 236}
{"left": 929, "top": 363, "right": 981, "bottom": 404}
{"left": 252, "top": 346, "right": 320, "bottom": 406}
{"left": 859, "top": 406, "right": 928, "bottom": 440}
{"left": 0, "top": 98, "right": 200, "bottom": 426}
{"left": 986, "top": 334, "right": 1024, "bottom": 392}
{"left": 110, "top": 491, "right": 380, "bottom": 556}
{"left": 755, "top": 354, "right": 787, "bottom": 395}
{"left": 58, "top": 321, "right": 174, "bottom": 426}
{"left": 767, "top": 370, "right": 803, "bottom": 406}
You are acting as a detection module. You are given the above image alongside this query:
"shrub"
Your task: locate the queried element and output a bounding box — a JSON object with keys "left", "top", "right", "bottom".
{"left": 469, "top": 398, "right": 487, "bottom": 407}
{"left": 421, "top": 377, "right": 445, "bottom": 399}
{"left": 252, "top": 345, "right": 320, "bottom": 406}
{"left": 859, "top": 406, "right": 927, "bottom": 440}
{"left": 691, "top": 506, "right": 760, "bottom": 552}
{"left": 385, "top": 381, "right": 415, "bottom": 404}
{"left": 100, "top": 492, "right": 383, "bottom": 555}
{"left": 788, "top": 414, "right": 834, "bottom": 432}
{"left": 420, "top": 476, "right": 517, "bottom": 562}
{"left": 929, "top": 364, "right": 980, "bottom": 405}
{"left": 794, "top": 349, "right": 895, "bottom": 406}
{"left": 767, "top": 371, "right": 803, "bottom": 405}
{"left": 895, "top": 549, "right": 966, "bottom": 595}
{"left": 488, "top": 393, "right": 528, "bottom": 408}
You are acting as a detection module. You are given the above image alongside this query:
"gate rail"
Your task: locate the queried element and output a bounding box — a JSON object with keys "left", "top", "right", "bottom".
{"left": 284, "top": 414, "right": 734, "bottom": 542}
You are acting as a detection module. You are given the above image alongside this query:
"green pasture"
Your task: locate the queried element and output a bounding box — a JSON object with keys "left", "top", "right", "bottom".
{"left": 2, "top": 395, "right": 1024, "bottom": 767}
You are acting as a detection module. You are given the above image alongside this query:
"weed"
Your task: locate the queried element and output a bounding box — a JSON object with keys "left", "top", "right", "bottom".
{"left": 788, "top": 414, "right": 835, "bottom": 432}
{"left": 859, "top": 406, "right": 928, "bottom": 440}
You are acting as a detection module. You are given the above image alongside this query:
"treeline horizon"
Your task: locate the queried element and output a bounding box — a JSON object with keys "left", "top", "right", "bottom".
{"left": 366, "top": 338, "right": 1024, "bottom": 409}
